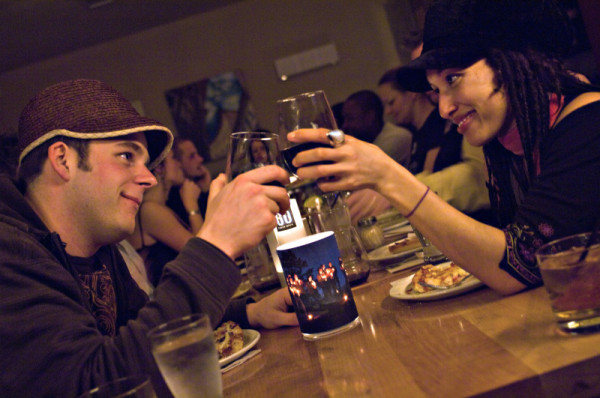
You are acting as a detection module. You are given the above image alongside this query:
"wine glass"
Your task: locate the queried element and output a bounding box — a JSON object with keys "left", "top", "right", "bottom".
{"left": 225, "top": 131, "right": 285, "bottom": 289}
{"left": 276, "top": 90, "right": 337, "bottom": 177}
{"left": 225, "top": 131, "right": 285, "bottom": 186}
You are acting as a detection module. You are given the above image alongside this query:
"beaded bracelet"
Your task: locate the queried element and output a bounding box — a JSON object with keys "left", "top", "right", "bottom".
{"left": 405, "top": 186, "right": 430, "bottom": 218}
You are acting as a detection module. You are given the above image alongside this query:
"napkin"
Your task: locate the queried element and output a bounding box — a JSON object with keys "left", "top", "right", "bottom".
{"left": 221, "top": 349, "right": 262, "bottom": 373}
{"left": 386, "top": 256, "right": 424, "bottom": 273}
{"left": 382, "top": 224, "right": 413, "bottom": 241}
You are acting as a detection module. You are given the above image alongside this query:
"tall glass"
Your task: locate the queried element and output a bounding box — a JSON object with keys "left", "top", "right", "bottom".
{"left": 305, "top": 192, "right": 371, "bottom": 286}
{"left": 148, "top": 314, "right": 222, "bottom": 398}
{"left": 535, "top": 232, "right": 600, "bottom": 334}
{"left": 277, "top": 231, "right": 361, "bottom": 340}
{"left": 276, "top": 90, "right": 336, "bottom": 178}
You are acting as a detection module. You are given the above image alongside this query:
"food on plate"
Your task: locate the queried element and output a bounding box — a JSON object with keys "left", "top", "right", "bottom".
{"left": 213, "top": 321, "right": 244, "bottom": 359}
{"left": 388, "top": 235, "right": 421, "bottom": 254}
{"left": 407, "top": 262, "right": 471, "bottom": 294}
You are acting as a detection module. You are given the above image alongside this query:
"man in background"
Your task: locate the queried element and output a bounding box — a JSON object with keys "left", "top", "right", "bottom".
{"left": 341, "top": 90, "right": 412, "bottom": 167}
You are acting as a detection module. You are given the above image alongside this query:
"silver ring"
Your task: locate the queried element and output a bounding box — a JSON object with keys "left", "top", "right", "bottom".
{"left": 327, "top": 129, "right": 345, "bottom": 147}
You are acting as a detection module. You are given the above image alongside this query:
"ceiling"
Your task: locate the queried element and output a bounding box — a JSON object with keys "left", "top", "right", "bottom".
{"left": 0, "top": 0, "right": 244, "bottom": 74}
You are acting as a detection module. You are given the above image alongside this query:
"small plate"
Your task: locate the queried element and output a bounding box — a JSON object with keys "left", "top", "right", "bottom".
{"left": 368, "top": 234, "right": 421, "bottom": 262}
{"left": 219, "top": 329, "right": 261, "bottom": 367}
{"left": 389, "top": 267, "right": 484, "bottom": 301}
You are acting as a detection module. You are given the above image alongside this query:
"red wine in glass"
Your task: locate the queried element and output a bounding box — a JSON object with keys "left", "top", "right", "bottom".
{"left": 281, "top": 142, "right": 333, "bottom": 175}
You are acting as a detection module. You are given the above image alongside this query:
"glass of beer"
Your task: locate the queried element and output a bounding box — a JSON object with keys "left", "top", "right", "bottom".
{"left": 148, "top": 314, "right": 222, "bottom": 398}
{"left": 535, "top": 232, "right": 600, "bottom": 334}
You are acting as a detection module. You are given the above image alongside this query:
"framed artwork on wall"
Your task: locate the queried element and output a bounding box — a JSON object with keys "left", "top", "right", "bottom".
{"left": 165, "top": 70, "right": 259, "bottom": 174}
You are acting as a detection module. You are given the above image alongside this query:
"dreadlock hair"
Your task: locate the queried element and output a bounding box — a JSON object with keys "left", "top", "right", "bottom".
{"left": 482, "top": 48, "right": 598, "bottom": 227}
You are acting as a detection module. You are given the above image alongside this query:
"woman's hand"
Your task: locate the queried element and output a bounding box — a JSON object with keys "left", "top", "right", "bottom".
{"left": 287, "top": 128, "right": 400, "bottom": 194}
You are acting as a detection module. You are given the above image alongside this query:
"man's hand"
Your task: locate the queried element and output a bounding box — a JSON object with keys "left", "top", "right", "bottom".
{"left": 246, "top": 288, "right": 299, "bottom": 329}
{"left": 198, "top": 166, "right": 290, "bottom": 259}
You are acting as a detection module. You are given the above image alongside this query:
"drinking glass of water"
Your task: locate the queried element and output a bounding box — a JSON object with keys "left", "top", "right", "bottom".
{"left": 148, "top": 314, "right": 222, "bottom": 398}
{"left": 276, "top": 90, "right": 337, "bottom": 178}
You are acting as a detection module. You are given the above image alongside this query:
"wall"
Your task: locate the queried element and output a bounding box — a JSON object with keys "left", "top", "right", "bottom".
{"left": 0, "top": 0, "right": 408, "bottom": 144}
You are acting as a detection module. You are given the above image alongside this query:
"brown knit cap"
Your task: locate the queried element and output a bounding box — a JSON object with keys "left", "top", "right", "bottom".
{"left": 18, "top": 79, "right": 173, "bottom": 169}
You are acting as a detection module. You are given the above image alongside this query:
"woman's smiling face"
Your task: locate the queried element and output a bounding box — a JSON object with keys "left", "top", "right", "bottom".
{"left": 426, "top": 59, "right": 512, "bottom": 147}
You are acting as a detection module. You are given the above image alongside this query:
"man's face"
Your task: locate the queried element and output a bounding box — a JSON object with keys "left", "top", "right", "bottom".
{"left": 341, "top": 100, "right": 376, "bottom": 141}
{"left": 67, "top": 133, "right": 157, "bottom": 246}
{"left": 177, "top": 140, "right": 206, "bottom": 180}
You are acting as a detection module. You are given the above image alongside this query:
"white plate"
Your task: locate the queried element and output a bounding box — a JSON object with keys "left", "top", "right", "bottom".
{"left": 389, "top": 266, "right": 484, "bottom": 301}
{"left": 368, "top": 234, "right": 422, "bottom": 262}
{"left": 219, "top": 329, "right": 261, "bottom": 367}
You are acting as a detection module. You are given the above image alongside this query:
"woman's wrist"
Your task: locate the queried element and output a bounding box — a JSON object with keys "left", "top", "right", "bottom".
{"left": 376, "top": 162, "right": 429, "bottom": 215}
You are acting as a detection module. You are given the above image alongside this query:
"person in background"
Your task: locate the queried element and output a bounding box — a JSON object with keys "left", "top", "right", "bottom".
{"left": 331, "top": 101, "right": 345, "bottom": 130}
{"left": 341, "top": 90, "right": 412, "bottom": 167}
{"left": 117, "top": 239, "right": 154, "bottom": 297}
{"left": 126, "top": 148, "right": 202, "bottom": 286}
{"left": 0, "top": 79, "right": 297, "bottom": 397}
{"left": 288, "top": 0, "right": 600, "bottom": 296}
{"left": 166, "top": 136, "right": 211, "bottom": 224}
{"left": 378, "top": 67, "right": 450, "bottom": 175}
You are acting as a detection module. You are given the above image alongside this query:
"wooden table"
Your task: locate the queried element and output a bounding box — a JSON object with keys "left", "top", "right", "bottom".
{"left": 223, "top": 268, "right": 600, "bottom": 397}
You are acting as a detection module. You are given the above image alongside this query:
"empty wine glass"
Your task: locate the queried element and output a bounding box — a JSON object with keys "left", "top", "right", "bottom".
{"left": 276, "top": 90, "right": 337, "bottom": 177}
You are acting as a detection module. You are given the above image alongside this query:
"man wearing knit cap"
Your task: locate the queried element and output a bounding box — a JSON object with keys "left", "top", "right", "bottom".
{"left": 0, "top": 79, "right": 297, "bottom": 397}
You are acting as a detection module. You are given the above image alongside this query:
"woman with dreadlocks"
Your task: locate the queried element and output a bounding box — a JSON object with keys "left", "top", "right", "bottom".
{"left": 285, "top": 0, "right": 600, "bottom": 295}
